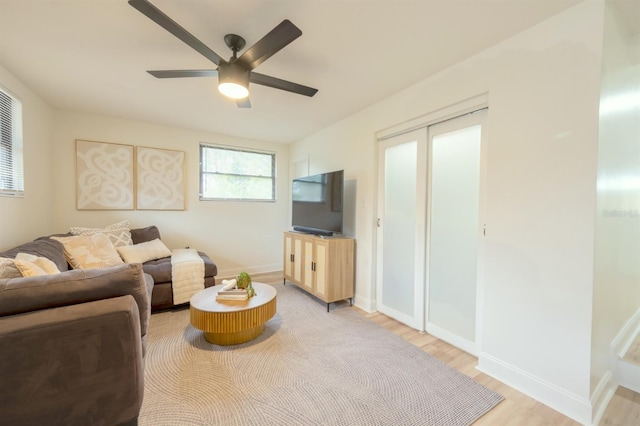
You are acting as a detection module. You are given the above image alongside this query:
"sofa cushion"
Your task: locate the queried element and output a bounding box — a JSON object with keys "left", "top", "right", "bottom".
{"left": 70, "top": 220, "right": 133, "bottom": 248}
{"left": 52, "top": 233, "right": 124, "bottom": 269}
{"left": 0, "top": 263, "right": 152, "bottom": 340}
{"left": 140, "top": 259, "right": 172, "bottom": 284}
{"left": 0, "top": 237, "right": 69, "bottom": 272}
{"left": 117, "top": 238, "right": 171, "bottom": 264}
{"left": 13, "top": 253, "right": 61, "bottom": 277}
{"left": 0, "top": 258, "right": 21, "bottom": 279}
{"left": 142, "top": 251, "right": 217, "bottom": 284}
{"left": 130, "top": 226, "right": 161, "bottom": 244}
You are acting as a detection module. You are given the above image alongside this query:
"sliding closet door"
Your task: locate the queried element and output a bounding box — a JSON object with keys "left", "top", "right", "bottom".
{"left": 376, "top": 129, "right": 427, "bottom": 329}
{"left": 426, "top": 110, "right": 486, "bottom": 353}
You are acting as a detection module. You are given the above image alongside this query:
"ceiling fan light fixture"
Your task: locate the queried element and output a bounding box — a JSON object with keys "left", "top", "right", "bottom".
{"left": 218, "top": 82, "right": 249, "bottom": 99}
{"left": 218, "top": 62, "right": 249, "bottom": 99}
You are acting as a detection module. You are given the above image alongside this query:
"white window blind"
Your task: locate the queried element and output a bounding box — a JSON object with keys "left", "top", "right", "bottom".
{"left": 0, "top": 87, "right": 24, "bottom": 196}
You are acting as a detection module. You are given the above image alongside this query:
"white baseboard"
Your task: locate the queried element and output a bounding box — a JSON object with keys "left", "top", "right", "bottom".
{"left": 426, "top": 322, "right": 477, "bottom": 356}
{"left": 353, "top": 295, "right": 375, "bottom": 312}
{"left": 591, "top": 371, "right": 617, "bottom": 426}
{"left": 477, "top": 352, "right": 592, "bottom": 425}
{"left": 217, "top": 264, "right": 282, "bottom": 281}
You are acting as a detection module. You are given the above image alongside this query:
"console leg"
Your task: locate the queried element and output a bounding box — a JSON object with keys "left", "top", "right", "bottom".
{"left": 327, "top": 302, "right": 330, "bottom": 312}
{"left": 350, "top": 297, "right": 353, "bottom": 306}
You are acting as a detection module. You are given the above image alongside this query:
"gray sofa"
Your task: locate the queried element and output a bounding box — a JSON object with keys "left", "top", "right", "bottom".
{"left": 0, "top": 225, "right": 218, "bottom": 311}
{"left": 0, "top": 225, "right": 217, "bottom": 425}
{"left": 0, "top": 261, "right": 153, "bottom": 426}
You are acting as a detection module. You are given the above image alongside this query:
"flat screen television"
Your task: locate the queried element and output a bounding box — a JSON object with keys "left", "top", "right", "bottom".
{"left": 291, "top": 170, "right": 344, "bottom": 236}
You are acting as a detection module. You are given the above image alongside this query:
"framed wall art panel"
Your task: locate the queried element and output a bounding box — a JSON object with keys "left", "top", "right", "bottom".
{"left": 136, "top": 146, "right": 185, "bottom": 210}
{"left": 76, "top": 140, "right": 135, "bottom": 210}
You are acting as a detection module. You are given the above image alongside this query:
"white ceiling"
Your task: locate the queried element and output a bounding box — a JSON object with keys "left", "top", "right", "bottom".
{"left": 1, "top": 0, "right": 625, "bottom": 144}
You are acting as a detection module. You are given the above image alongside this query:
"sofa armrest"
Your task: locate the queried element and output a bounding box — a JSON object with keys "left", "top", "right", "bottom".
{"left": 0, "top": 263, "right": 152, "bottom": 339}
{"left": 0, "top": 296, "right": 144, "bottom": 425}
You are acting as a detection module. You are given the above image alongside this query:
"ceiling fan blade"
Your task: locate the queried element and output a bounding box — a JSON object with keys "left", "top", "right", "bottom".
{"left": 148, "top": 70, "right": 218, "bottom": 78}
{"left": 250, "top": 72, "right": 318, "bottom": 97}
{"left": 237, "top": 20, "right": 302, "bottom": 70}
{"left": 128, "top": 0, "right": 223, "bottom": 66}
{"left": 236, "top": 98, "right": 251, "bottom": 108}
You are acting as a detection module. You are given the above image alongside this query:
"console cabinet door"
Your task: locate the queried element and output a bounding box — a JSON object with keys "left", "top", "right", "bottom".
{"left": 314, "top": 240, "right": 328, "bottom": 298}
{"left": 284, "top": 233, "right": 304, "bottom": 283}
{"left": 325, "top": 238, "right": 355, "bottom": 303}
{"left": 284, "top": 234, "right": 293, "bottom": 281}
{"left": 302, "top": 238, "right": 315, "bottom": 292}
{"left": 293, "top": 236, "right": 303, "bottom": 283}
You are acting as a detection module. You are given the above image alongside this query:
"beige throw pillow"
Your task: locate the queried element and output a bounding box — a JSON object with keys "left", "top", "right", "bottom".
{"left": 0, "top": 257, "right": 23, "bottom": 279}
{"left": 117, "top": 238, "right": 172, "bottom": 264}
{"left": 52, "top": 233, "right": 124, "bottom": 269}
{"left": 13, "top": 252, "right": 61, "bottom": 277}
{"left": 70, "top": 220, "right": 133, "bottom": 247}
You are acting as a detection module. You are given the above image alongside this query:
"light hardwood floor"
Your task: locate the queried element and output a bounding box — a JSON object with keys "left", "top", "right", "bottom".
{"left": 248, "top": 271, "right": 639, "bottom": 425}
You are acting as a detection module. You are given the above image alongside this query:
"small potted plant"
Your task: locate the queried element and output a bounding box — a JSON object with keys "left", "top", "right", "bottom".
{"left": 237, "top": 272, "right": 256, "bottom": 298}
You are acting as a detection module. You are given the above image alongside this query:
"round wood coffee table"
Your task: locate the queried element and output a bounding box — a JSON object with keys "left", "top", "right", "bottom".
{"left": 189, "top": 282, "right": 277, "bottom": 345}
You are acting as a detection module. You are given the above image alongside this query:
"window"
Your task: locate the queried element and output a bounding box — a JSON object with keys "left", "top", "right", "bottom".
{"left": 0, "top": 86, "right": 24, "bottom": 196}
{"left": 200, "top": 144, "right": 275, "bottom": 201}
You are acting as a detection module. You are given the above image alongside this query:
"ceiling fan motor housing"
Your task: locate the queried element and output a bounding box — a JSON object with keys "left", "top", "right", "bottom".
{"left": 218, "top": 62, "right": 250, "bottom": 97}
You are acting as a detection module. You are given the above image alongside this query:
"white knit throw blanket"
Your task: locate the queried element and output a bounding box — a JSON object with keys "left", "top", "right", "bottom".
{"left": 171, "top": 249, "right": 205, "bottom": 305}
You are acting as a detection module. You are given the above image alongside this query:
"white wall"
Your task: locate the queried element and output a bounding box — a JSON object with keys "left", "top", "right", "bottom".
{"left": 0, "top": 64, "right": 289, "bottom": 278}
{"left": 0, "top": 64, "right": 55, "bottom": 250}
{"left": 290, "top": 2, "right": 603, "bottom": 423}
{"left": 52, "top": 111, "right": 289, "bottom": 278}
{"left": 591, "top": 0, "right": 640, "bottom": 406}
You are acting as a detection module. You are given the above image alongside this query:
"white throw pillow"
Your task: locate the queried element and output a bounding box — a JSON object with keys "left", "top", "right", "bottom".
{"left": 70, "top": 220, "right": 133, "bottom": 247}
{"left": 13, "top": 252, "right": 61, "bottom": 277}
{"left": 0, "top": 257, "right": 22, "bottom": 279}
{"left": 117, "top": 238, "right": 172, "bottom": 264}
{"left": 52, "top": 233, "right": 124, "bottom": 269}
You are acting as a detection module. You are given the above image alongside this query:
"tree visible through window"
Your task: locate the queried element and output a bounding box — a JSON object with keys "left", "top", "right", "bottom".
{"left": 0, "top": 87, "right": 24, "bottom": 196}
{"left": 200, "top": 144, "right": 275, "bottom": 201}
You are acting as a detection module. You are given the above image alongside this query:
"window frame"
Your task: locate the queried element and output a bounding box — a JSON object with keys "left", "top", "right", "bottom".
{"left": 199, "top": 143, "right": 276, "bottom": 202}
{"left": 0, "top": 85, "right": 24, "bottom": 197}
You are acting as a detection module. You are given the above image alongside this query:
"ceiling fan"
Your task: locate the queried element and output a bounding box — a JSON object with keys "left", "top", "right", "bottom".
{"left": 128, "top": 0, "right": 318, "bottom": 108}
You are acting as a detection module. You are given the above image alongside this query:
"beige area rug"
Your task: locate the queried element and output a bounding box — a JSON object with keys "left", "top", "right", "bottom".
{"left": 139, "top": 283, "right": 503, "bottom": 426}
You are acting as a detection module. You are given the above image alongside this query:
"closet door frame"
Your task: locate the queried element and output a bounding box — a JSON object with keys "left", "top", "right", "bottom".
{"left": 374, "top": 94, "right": 488, "bottom": 349}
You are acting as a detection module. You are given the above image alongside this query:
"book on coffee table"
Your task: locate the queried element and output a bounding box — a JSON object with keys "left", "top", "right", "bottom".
{"left": 216, "top": 289, "right": 249, "bottom": 301}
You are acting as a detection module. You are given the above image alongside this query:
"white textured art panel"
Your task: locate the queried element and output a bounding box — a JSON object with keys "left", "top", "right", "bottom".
{"left": 136, "top": 147, "right": 185, "bottom": 210}
{"left": 76, "top": 140, "right": 134, "bottom": 210}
